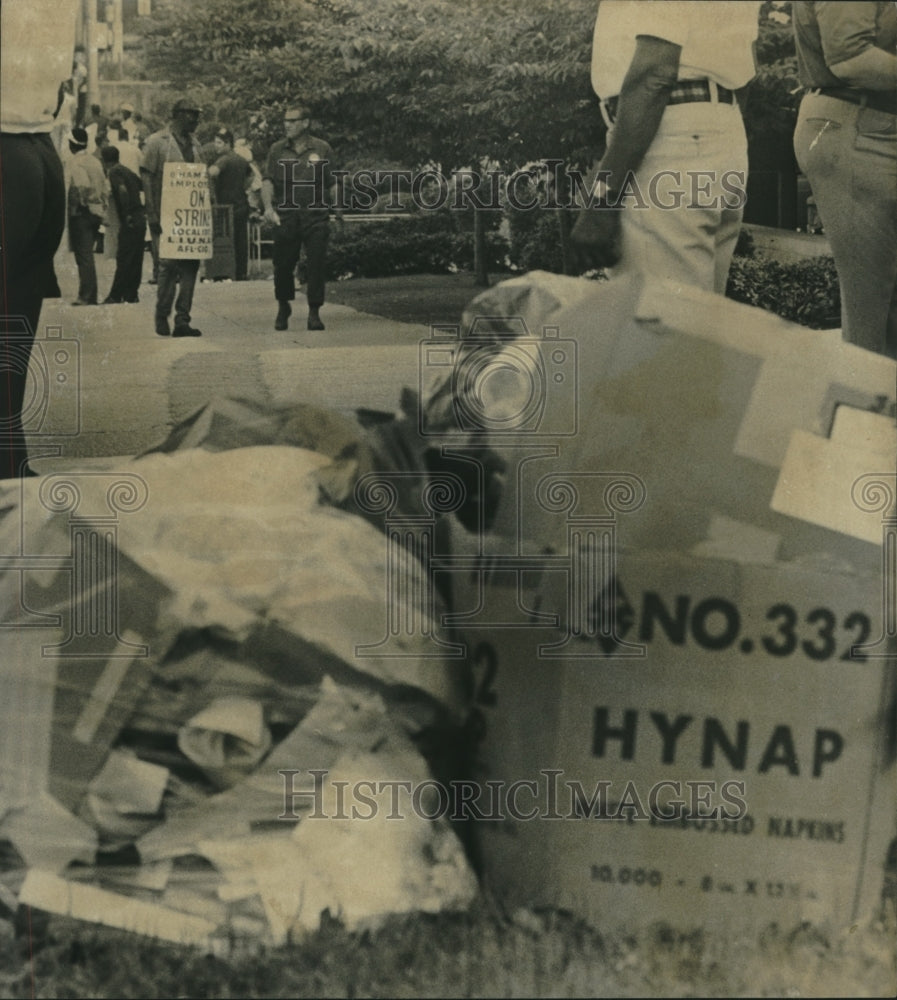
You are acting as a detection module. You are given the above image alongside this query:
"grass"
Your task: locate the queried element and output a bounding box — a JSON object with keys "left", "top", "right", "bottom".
{"left": 325, "top": 272, "right": 494, "bottom": 328}
{"left": 1, "top": 896, "right": 894, "bottom": 998}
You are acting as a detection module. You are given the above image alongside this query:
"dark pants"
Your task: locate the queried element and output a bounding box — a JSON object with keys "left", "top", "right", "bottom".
{"left": 156, "top": 258, "right": 200, "bottom": 328}
{"left": 107, "top": 217, "right": 145, "bottom": 302}
{"left": 233, "top": 204, "right": 249, "bottom": 281}
{"left": 69, "top": 210, "right": 101, "bottom": 304}
{"left": 272, "top": 210, "right": 329, "bottom": 308}
{"left": 0, "top": 132, "right": 66, "bottom": 478}
{"left": 150, "top": 232, "right": 160, "bottom": 282}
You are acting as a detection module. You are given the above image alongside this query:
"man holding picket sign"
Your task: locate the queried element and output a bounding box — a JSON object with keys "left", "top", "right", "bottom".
{"left": 140, "top": 97, "right": 212, "bottom": 337}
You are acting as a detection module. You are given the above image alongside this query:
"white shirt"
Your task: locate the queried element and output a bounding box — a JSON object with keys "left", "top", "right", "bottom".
{"left": 1, "top": 0, "right": 80, "bottom": 133}
{"left": 590, "top": 0, "right": 761, "bottom": 99}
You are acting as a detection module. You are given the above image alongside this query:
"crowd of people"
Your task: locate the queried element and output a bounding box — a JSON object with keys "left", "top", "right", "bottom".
{"left": 54, "top": 91, "right": 337, "bottom": 340}
{"left": 2, "top": 0, "right": 895, "bottom": 481}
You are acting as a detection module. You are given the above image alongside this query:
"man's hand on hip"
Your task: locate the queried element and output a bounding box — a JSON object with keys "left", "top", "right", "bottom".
{"left": 570, "top": 203, "right": 623, "bottom": 271}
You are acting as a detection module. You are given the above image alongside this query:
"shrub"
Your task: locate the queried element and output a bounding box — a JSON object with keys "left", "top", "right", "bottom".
{"left": 294, "top": 212, "right": 510, "bottom": 280}
{"left": 725, "top": 253, "right": 841, "bottom": 328}
{"left": 506, "top": 208, "right": 570, "bottom": 274}
{"left": 733, "top": 227, "right": 756, "bottom": 259}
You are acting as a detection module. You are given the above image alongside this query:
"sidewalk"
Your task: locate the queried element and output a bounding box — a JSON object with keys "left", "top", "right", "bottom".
{"left": 27, "top": 251, "right": 439, "bottom": 472}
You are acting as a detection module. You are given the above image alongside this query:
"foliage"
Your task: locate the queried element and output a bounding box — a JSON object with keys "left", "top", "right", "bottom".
{"left": 725, "top": 253, "right": 841, "bottom": 328}
{"left": 289, "top": 212, "right": 510, "bottom": 281}
{"left": 733, "top": 227, "right": 757, "bottom": 259}
{"left": 507, "top": 207, "right": 569, "bottom": 275}
{"left": 138, "top": 0, "right": 600, "bottom": 172}
{"left": 139, "top": 0, "right": 801, "bottom": 175}
{"left": 4, "top": 904, "right": 895, "bottom": 998}
{"left": 741, "top": 2, "right": 801, "bottom": 168}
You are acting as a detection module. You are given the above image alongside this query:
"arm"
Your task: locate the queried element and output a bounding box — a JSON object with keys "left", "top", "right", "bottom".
{"left": 140, "top": 140, "right": 161, "bottom": 233}
{"left": 829, "top": 47, "right": 897, "bottom": 90}
{"left": 141, "top": 169, "right": 161, "bottom": 234}
{"left": 113, "top": 179, "right": 137, "bottom": 227}
{"left": 598, "top": 34, "right": 681, "bottom": 190}
{"left": 261, "top": 144, "right": 281, "bottom": 224}
{"left": 261, "top": 178, "right": 280, "bottom": 225}
{"left": 571, "top": 34, "right": 681, "bottom": 269}
{"left": 324, "top": 148, "right": 342, "bottom": 219}
{"left": 817, "top": 1, "right": 897, "bottom": 90}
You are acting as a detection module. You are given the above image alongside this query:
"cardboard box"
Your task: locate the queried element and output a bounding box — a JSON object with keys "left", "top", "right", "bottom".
{"left": 431, "top": 272, "right": 896, "bottom": 932}
{"left": 457, "top": 556, "right": 894, "bottom": 931}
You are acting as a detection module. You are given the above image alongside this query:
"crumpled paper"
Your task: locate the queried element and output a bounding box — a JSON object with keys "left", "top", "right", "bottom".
{"left": 0, "top": 441, "right": 476, "bottom": 946}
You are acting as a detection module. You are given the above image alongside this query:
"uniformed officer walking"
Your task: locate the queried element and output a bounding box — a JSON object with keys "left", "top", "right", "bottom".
{"left": 261, "top": 105, "right": 339, "bottom": 331}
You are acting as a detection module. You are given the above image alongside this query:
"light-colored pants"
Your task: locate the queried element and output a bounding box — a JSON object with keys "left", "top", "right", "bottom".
{"left": 610, "top": 102, "right": 748, "bottom": 295}
{"left": 794, "top": 92, "right": 897, "bottom": 359}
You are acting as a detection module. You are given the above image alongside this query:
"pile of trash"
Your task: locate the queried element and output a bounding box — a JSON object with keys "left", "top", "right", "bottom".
{"left": 0, "top": 403, "right": 478, "bottom": 950}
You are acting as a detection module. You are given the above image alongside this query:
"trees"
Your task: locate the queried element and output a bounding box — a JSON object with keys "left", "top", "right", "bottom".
{"left": 141, "top": 0, "right": 599, "bottom": 163}
{"left": 139, "top": 1, "right": 803, "bottom": 274}
{"left": 139, "top": 0, "right": 601, "bottom": 282}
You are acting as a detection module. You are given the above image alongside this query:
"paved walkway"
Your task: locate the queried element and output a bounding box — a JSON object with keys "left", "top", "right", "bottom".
{"left": 27, "top": 252, "right": 443, "bottom": 472}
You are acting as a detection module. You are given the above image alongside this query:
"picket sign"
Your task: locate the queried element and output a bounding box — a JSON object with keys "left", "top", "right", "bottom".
{"left": 160, "top": 162, "right": 213, "bottom": 260}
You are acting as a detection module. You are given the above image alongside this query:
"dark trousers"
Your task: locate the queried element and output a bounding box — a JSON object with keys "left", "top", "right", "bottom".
{"left": 150, "top": 232, "right": 160, "bottom": 282}
{"left": 69, "top": 210, "right": 101, "bottom": 304}
{"left": 233, "top": 205, "right": 249, "bottom": 281}
{"left": 0, "top": 132, "right": 66, "bottom": 478}
{"left": 272, "top": 210, "right": 329, "bottom": 307}
{"left": 156, "top": 258, "right": 200, "bottom": 328}
{"left": 107, "top": 218, "right": 145, "bottom": 302}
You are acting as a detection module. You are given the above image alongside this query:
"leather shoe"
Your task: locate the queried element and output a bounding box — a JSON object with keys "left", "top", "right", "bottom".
{"left": 155, "top": 318, "right": 171, "bottom": 337}
{"left": 274, "top": 302, "right": 292, "bottom": 331}
{"left": 172, "top": 325, "right": 202, "bottom": 337}
{"left": 307, "top": 308, "right": 325, "bottom": 331}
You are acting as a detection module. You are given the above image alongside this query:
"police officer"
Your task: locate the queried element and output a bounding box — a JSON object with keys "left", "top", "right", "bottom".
{"left": 261, "top": 105, "right": 338, "bottom": 331}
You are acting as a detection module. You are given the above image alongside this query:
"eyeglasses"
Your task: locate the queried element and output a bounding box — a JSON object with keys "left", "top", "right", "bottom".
{"left": 283, "top": 116, "right": 308, "bottom": 123}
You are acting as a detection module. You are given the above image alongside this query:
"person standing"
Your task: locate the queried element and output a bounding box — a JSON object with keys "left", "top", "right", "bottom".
{"left": 67, "top": 125, "right": 108, "bottom": 307}
{"left": 262, "top": 105, "right": 338, "bottom": 331}
{"left": 571, "top": 1, "right": 761, "bottom": 294}
{"left": 51, "top": 79, "right": 77, "bottom": 155}
{"left": 100, "top": 144, "right": 146, "bottom": 305}
{"left": 141, "top": 97, "right": 205, "bottom": 337}
{"left": 118, "top": 102, "right": 135, "bottom": 141}
{"left": 208, "top": 127, "right": 254, "bottom": 281}
{"left": 1, "top": 0, "right": 80, "bottom": 478}
{"left": 792, "top": 1, "right": 897, "bottom": 359}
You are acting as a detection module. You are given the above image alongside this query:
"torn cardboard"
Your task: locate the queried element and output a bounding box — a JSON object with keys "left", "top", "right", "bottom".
{"left": 430, "top": 271, "right": 896, "bottom": 933}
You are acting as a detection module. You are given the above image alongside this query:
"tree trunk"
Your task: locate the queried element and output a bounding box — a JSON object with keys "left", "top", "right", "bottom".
{"left": 473, "top": 207, "right": 489, "bottom": 287}
{"left": 555, "top": 168, "right": 577, "bottom": 275}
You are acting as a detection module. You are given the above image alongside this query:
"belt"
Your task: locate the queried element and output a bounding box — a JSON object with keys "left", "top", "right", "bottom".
{"left": 601, "top": 79, "right": 737, "bottom": 128}
{"left": 808, "top": 87, "right": 897, "bottom": 117}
